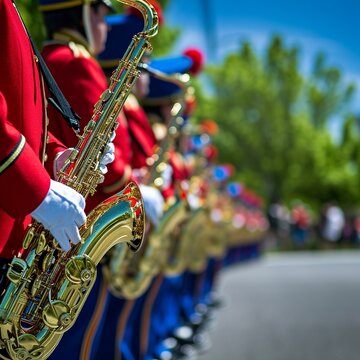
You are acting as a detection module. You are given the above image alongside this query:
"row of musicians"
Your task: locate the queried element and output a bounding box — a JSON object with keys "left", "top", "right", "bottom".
{"left": 0, "top": 1, "right": 265, "bottom": 359}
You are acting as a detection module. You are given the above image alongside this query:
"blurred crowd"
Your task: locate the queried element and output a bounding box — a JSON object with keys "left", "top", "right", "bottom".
{"left": 266, "top": 200, "right": 360, "bottom": 250}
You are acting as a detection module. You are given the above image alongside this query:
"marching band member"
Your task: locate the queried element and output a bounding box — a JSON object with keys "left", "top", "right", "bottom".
{"left": 0, "top": 0, "right": 87, "bottom": 296}
{"left": 37, "top": 1, "right": 122, "bottom": 359}
{"left": 93, "top": 5, "right": 169, "bottom": 360}
{"left": 39, "top": 0, "right": 126, "bottom": 212}
{"left": 99, "top": 3, "right": 166, "bottom": 227}
{"left": 139, "top": 48, "right": 206, "bottom": 360}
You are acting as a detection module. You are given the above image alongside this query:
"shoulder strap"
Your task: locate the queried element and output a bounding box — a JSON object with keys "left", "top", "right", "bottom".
{"left": 13, "top": 1, "right": 80, "bottom": 132}
{"left": 30, "top": 37, "right": 81, "bottom": 132}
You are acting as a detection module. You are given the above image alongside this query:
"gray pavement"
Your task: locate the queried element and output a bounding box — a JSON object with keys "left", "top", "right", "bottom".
{"left": 198, "top": 250, "right": 360, "bottom": 360}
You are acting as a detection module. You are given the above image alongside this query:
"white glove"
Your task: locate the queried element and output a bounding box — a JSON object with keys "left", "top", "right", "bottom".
{"left": 139, "top": 184, "right": 164, "bottom": 226}
{"left": 54, "top": 133, "right": 116, "bottom": 178}
{"left": 187, "top": 193, "right": 201, "bottom": 210}
{"left": 160, "top": 163, "right": 173, "bottom": 189}
{"left": 99, "top": 141, "right": 115, "bottom": 175}
{"left": 31, "top": 180, "right": 86, "bottom": 252}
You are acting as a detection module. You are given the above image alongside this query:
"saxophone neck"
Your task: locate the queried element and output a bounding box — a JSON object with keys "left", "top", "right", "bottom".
{"left": 119, "top": 0, "right": 159, "bottom": 38}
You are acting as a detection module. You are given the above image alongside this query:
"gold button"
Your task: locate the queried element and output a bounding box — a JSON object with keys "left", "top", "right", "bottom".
{"left": 43, "top": 154, "right": 48, "bottom": 162}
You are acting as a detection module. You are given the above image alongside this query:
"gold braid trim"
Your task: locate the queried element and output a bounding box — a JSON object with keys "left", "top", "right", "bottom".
{"left": 0, "top": 135, "right": 26, "bottom": 174}
{"left": 39, "top": 0, "right": 95, "bottom": 12}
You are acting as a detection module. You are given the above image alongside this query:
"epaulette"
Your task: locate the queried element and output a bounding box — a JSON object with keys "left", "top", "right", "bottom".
{"left": 68, "top": 41, "right": 91, "bottom": 59}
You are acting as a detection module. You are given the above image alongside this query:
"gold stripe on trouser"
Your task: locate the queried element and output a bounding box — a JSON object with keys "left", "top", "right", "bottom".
{"left": 140, "top": 274, "right": 164, "bottom": 357}
{"left": 115, "top": 299, "right": 136, "bottom": 360}
{"left": 0, "top": 135, "right": 25, "bottom": 174}
{"left": 80, "top": 279, "right": 108, "bottom": 360}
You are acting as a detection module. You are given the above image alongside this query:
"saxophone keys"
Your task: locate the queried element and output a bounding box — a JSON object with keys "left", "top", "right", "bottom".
{"left": 153, "top": 177, "right": 163, "bottom": 188}
{"left": 100, "top": 89, "right": 112, "bottom": 103}
{"left": 7, "top": 258, "right": 27, "bottom": 284}
{"left": 42, "top": 300, "right": 71, "bottom": 331}
{"left": 156, "top": 161, "right": 167, "bottom": 172}
{"left": 35, "top": 232, "right": 47, "bottom": 255}
{"left": 39, "top": 251, "right": 54, "bottom": 273}
{"left": 22, "top": 226, "right": 35, "bottom": 249}
{"left": 64, "top": 255, "right": 96, "bottom": 285}
{"left": 7, "top": 333, "right": 44, "bottom": 360}
{"left": 30, "top": 276, "right": 42, "bottom": 298}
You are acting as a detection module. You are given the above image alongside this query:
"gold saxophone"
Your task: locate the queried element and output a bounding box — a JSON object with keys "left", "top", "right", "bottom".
{"left": 166, "top": 164, "right": 227, "bottom": 274}
{"left": 104, "top": 70, "right": 192, "bottom": 298}
{"left": 163, "top": 134, "right": 212, "bottom": 276}
{"left": 164, "top": 206, "right": 206, "bottom": 275}
{"left": 186, "top": 180, "right": 231, "bottom": 272}
{"left": 0, "top": 1, "right": 158, "bottom": 359}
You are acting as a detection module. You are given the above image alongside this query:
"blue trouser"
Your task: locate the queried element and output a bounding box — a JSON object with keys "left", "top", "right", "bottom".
{"left": 49, "top": 270, "right": 110, "bottom": 360}
{"left": 147, "top": 274, "right": 183, "bottom": 358}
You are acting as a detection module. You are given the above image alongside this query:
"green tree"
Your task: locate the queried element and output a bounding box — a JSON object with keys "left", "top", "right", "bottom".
{"left": 195, "top": 35, "right": 358, "bottom": 210}
{"left": 17, "top": 0, "right": 45, "bottom": 45}
{"left": 306, "top": 53, "right": 355, "bottom": 129}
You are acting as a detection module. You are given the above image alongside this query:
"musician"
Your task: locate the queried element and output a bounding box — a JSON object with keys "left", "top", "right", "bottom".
{"left": 98, "top": 3, "right": 167, "bottom": 227}
{"left": 138, "top": 48, "right": 207, "bottom": 359}
{"left": 90, "top": 7, "right": 171, "bottom": 360}
{"left": 141, "top": 48, "right": 204, "bottom": 203}
{"left": 39, "top": 0, "right": 127, "bottom": 213}
{"left": 36, "top": 1, "right": 127, "bottom": 359}
{"left": 0, "top": 0, "right": 88, "bottom": 295}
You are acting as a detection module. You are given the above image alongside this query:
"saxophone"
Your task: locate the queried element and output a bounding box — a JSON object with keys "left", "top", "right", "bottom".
{"left": 104, "top": 71, "right": 191, "bottom": 299}
{"left": 163, "top": 130, "right": 211, "bottom": 276}
{"left": 0, "top": 1, "right": 158, "bottom": 359}
{"left": 185, "top": 179, "right": 230, "bottom": 273}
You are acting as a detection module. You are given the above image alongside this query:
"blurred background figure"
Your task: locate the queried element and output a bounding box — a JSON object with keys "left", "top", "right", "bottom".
{"left": 290, "top": 201, "right": 311, "bottom": 247}
{"left": 320, "top": 202, "right": 345, "bottom": 243}
{"left": 267, "top": 198, "right": 291, "bottom": 249}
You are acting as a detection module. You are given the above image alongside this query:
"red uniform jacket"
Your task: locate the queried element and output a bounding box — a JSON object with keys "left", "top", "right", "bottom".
{"left": 42, "top": 37, "right": 132, "bottom": 211}
{"left": 123, "top": 94, "right": 156, "bottom": 170}
{"left": 0, "top": 0, "right": 65, "bottom": 259}
{"left": 162, "top": 149, "right": 190, "bottom": 200}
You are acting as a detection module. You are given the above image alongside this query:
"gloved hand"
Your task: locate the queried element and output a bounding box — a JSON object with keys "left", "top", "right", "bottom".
{"left": 53, "top": 132, "right": 116, "bottom": 179}
{"left": 187, "top": 193, "right": 201, "bottom": 210}
{"left": 31, "top": 180, "right": 86, "bottom": 252}
{"left": 132, "top": 167, "right": 148, "bottom": 183}
{"left": 99, "top": 141, "right": 115, "bottom": 174}
{"left": 160, "top": 163, "right": 173, "bottom": 189}
{"left": 139, "top": 184, "right": 164, "bottom": 226}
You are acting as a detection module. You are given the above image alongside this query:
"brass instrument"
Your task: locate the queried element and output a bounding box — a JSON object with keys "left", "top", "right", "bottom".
{"left": 226, "top": 207, "right": 268, "bottom": 247}
{"left": 0, "top": 1, "right": 158, "bottom": 359}
{"left": 165, "top": 206, "right": 206, "bottom": 275}
{"left": 170, "top": 166, "right": 228, "bottom": 273}
{"left": 162, "top": 115, "right": 217, "bottom": 275}
{"left": 105, "top": 71, "right": 192, "bottom": 298}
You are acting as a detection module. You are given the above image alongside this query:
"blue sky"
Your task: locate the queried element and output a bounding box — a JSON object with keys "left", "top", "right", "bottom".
{"left": 165, "top": 0, "right": 360, "bottom": 122}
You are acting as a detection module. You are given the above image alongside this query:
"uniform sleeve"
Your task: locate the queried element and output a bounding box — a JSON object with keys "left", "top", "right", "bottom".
{"left": 46, "top": 54, "right": 132, "bottom": 196}
{"left": 0, "top": 92, "right": 50, "bottom": 218}
{"left": 46, "top": 54, "right": 110, "bottom": 147}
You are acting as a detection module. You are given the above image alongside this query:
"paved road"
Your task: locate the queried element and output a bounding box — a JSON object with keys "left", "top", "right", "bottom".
{"left": 198, "top": 251, "right": 360, "bottom": 360}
